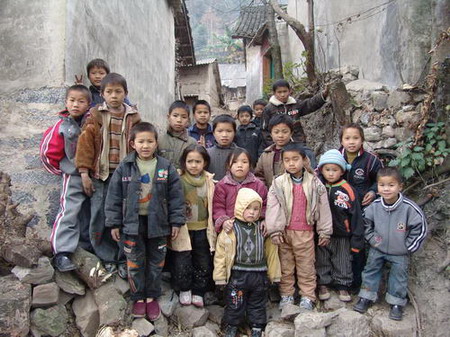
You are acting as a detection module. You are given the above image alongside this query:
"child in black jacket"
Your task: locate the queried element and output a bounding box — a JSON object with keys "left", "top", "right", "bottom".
{"left": 235, "top": 105, "right": 263, "bottom": 166}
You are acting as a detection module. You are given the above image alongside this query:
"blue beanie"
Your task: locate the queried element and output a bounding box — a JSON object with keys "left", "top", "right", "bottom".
{"left": 318, "top": 149, "right": 352, "bottom": 172}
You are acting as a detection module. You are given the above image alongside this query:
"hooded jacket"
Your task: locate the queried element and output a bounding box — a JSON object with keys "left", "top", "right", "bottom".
{"left": 158, "top": 128, "right": 197, "bottom": 169}
{"left": 188, "top": 123, "right": 215, "bottom": 148}
{"left": 364, "top": 193, "right": 427, "bottom": 255}
{"left": 213, "top": 188, "right": 281, "bottom": 284}
{"left": 235, "top": 122, "right": 263, "bottom": 166}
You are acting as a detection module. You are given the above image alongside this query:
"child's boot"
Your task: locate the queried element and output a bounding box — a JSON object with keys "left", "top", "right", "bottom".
{"left": 224, "top": 325, "right": 238, "bottom": 337}
{"left": 54, "top": 253, "right": 77, "bottom": 272}
{"left": 389, "top": 305, "right": 403, "bottom": 321}
{"left": 318, "top": 285, "right": 331, "bottom": 300}
{"left": 179, "top": 290, "right": 192, "bottom": 305}
{"left": 338, "top": 290, "right": 352, "bottom": 302}
{"left": 192, "top": 295, "right": 204, "bottom": 308}
{"left": 251, "top": 327, "right": 263, "bottom": 337}
{"left": 353, "top": 297, "right": 372, "bottom": 313}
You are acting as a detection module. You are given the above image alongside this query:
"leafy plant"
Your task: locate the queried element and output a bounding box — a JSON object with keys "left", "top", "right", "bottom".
{"left": 282, "top": 59, "right": 308, "bottom": 94}
{"left": 389, "top": 122, "right": 449, "bottom": 180}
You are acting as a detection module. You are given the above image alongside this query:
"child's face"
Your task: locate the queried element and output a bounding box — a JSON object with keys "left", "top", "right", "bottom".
{"left": 321, "top": 164, "right": 344, "bottom": 184}
{"left": 253, "top": 104, "right": 265, "bottom": 118}
{"left": 243, "top": 201, "right": 261, "bottom": 222}
{"left": 102, "top": 84, "right": 127, "bottom": 109}
{"left": 230, "top": 153, "right": 250, "bottom": 181}
{"left": 271, "top": 123, "right": 292, "bottom": 148}
{"left": 213, "top": 122, "right": 235, "bottom": 147}
{"left": 131, "top": 131, "right": 158, "bottom": 160}
{"left": 237, "top": 112, "right": 252, "bottom": 126}
{"left": 377, "top": 176, "right": 402, "bottom": 204}
{"left": 65, "top": 90, "right": 90, "bottom": 118}
{"left": 193, "top": 105, "right": 211, "bottom": 127}
{"left": 185, "top": 151, "right": 206, "bottom": 176}
{"left": 341, "top": 128, "right": 363, "bottom": 153}
{"left": 88, "top": 66, "right": 108, "bottom": 87}
{"left": 168, "top": 108, "right": 190, "bottom": 132}
{"left": 274, "top": 86, "right": 291, "bottom": 103}
{"left": 283, "top": 150, "right": 304, "bottom": 177}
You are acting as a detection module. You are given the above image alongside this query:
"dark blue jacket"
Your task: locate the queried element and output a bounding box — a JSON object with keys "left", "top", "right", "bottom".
{"left": 235, "top": 122, "right": 263, "bottom": 166}
{"left": 89, "top": 85, "right": 132, "bottom": 108}
{"left": 188, "top": 123, "right": 215, "bottom": 148}
{"left": 105, "top": 152, "right": 185, "bottom": 238}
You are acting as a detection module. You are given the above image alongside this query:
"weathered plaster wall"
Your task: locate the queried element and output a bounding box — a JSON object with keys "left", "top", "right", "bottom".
{"left": 245, "top": 45, "right": 264, "bottom": 105}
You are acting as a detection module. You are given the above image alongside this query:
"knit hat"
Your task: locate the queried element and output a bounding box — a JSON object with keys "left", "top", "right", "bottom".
{"left": 234, "top": 188, "right": 263, "bottom": 222}
{"left": 318, "top": 149, "right": 352, "bottom": 172}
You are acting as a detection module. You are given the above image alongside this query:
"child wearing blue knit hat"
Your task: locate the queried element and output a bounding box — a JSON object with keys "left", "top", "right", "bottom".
{"left": 316, "top": 150, "right": 365, "bottom": 302}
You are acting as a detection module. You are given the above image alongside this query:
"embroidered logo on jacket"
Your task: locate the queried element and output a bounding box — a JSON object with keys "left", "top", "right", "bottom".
{"left": 288, "top": 109, "right": 299, "bottom": 116}
{"left": 156, "top": 169, "right": 168, "bottom": 181}
{"left": 122, "top": 176, "right": 132, "bottom": 182}
{"left": 334, "top": 190, "right": 350, "bottom": 209}
{"left": 397, "top": 223, "right": 406, "bottom": 232}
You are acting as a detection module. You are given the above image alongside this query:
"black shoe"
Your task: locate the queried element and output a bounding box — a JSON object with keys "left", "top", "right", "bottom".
{"left": 54, "top": 253, "right": 77, "bottom": 272}
{"left": 224, "top": 325, "right": 238, "bottom": 337}
{"left": 251, "top": 328, "right": 262, "bottom": 337}
{"left": 389, "top": 305, "right": 403, "bottom": 321}
{"left": 353, "top": 297, "right": 372, "bottom": 313}
{"left": 104, "top": 263, "right": 117, "bottom": 274}
{"left": 118, "top": 263, "right": 128, "bottom": 279}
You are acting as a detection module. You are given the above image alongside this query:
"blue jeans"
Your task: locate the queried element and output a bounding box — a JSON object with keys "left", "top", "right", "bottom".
{"left": 358, "top": 248, "right": 409, "bottom": 306}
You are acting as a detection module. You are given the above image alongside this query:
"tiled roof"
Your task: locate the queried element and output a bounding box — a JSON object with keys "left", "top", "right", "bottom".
{"left": 218, "top": 64, "right": 246, "bottom": 88}
{"left": 232, "top": 5, "right": 267, "bottom": 39}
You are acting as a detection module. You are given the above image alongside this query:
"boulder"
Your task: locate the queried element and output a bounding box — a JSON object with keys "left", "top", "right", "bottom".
{"left": 30, "top": 305, "right": 68, "bottom": 336}
{"left": 57, "top": 290, "right": 75, "bottom": 305}
{"left": 112, "top": 275, "right": 130, "bottom": 295}
{"left": 346, "top": 79, "right": 386, "bottom": 92}
{"left": 1, "top": 238, "right": 41, "bottom": 267}
{"left": 372, "top": 138, "right": 398, "bottom": 149}
{"left": 159, "top": 289, "right": 179, "bottom": 316}
{"left": 387, "top": 91, "right": 411, "bottom": 109}
{"left": 94, "top": 281, "right": 127, "bottom": 326}
{"left": 294, "top": 309, "right": 343, "bottom": 337}
{"left": 172, "top": 306, "right": 209, "bottom": 329}
{"left": 54, "top": 270, "right": 85, "bottom": 295}
{"left": 280, "top": 303, "right": 301, "bottom": 320}
{"left": 364, "top": 126, "right": 382, "bottom": 142}
{"left": 0, "top": 274, "right": 31, "bottom": 337}
{"left": 265, "top": 321, "right": 295, "bottom": 337}
{"left": 72, "top": 289, "right": 99, "bottom": 337}
{"left": 204, "top": 321, "right": 220, "bottom": 334}
{"left": 72, "top": 247, "right": 109, "bottom": 289}
{"left": 153, "top": 315, "right": 169, "bottom": 337}
{"left": 372, "top": 91, "right": 389, "bottom": 111}
{"left": 382, "top": 126, "right": 396, "bottom": 138}
{"left": 322, "top": 292, "right": 347, "bottom": 311}
{"left": 12, "top": 256, "right": 54, "bottom": 284}
{"left": 206, "top": 304, "right": 224, "bottom": 325}
{"left": 32, "top": 282, "right": 60, "bottom": 307}
{"left": 370, "top": 306, "right": 416, "bottom": 337}
{"left": 327, "top": 309, "right": 370, "bottom": 337}
{"left": 395, "top": 127, "right": 414, "bottom": 142}
{"left": 359, "top": 112, "right": 371, "bottom": 126}
{"left": 132, "top": 318, "right": 154, "bottom": 336}
{"left": 192, "top": 326, "right": 216, "bottom": 337}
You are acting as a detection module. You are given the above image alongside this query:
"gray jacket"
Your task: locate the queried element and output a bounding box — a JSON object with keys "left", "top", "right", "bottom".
{"left": 364, "top": 193, "right": 427, "bottom": 255}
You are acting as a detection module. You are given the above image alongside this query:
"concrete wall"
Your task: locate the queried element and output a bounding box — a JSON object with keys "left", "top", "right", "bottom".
{"left": 245, "top": 45, "right": 264, "bottom": 104}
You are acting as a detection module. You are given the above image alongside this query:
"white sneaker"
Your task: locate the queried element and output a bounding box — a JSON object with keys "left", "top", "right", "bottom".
{"left": 179, "top": 290, "right": 192, "bottom": 305}
{"left": 299, "top": 297, "right": 314, "bottom": 310}
{"left": 192, "top": 295, "right": 204, "bottom": 308}
{"left": 279, "top": 295, "right": 294, "bottom": 310}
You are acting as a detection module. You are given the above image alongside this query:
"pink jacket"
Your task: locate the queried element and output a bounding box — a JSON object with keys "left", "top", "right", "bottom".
{"left": 213, "top": 171, "right": 268, "bottom": 232}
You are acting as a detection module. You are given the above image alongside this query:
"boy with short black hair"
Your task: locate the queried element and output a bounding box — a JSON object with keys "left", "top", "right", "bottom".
{"left": 76, "top": 72, "right": 141, "bottom": 277}
{"left": 353, "top": 167, "right": 427, "bottom": 321}
{"left": 158, "top": 100, "right": 197, "bottom": 168}
{"left": 261, "top": 79, "right": 328, "bottom": 145}
{"left": 252, "top": 99, "right": 267, "bottom": 128}
{"left": 235, "top": 105, "right": 262, "bottom": 166}
{"left": 188, "top": 100, "right": 215, "bottom": 148}
{"left": 40, "top": 85, "right": 93, "bottom": 272}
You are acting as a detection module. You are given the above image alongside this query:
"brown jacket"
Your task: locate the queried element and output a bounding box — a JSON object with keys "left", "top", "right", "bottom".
{"left": 75, "top": 103, "right": 141, "bottom": 180}
{"left": 255, "top": 144, "right": 284, "bottom": 188}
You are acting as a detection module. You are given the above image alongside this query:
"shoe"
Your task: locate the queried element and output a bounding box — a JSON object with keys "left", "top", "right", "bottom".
{"left": 54, "top": 253, "right": 77, "bottom": 272}
{"left": 224, "top": 325, "right": 238, "bottom": 337}
{"left": 389, "top": 305, "right": 403, "bottom": 321}
{"left": 251, "top": 327, "right": 263, "bottom": 337}
{"left": 338, "top": 290, "right": 352, "bottom": 302}
{"left": 299, "top": 297, "right": 314, "bottom": 310}
{"left": 104, "top": 263, "right": 117, "bottom": 274}
{"left": 353, "top": 298, "right": 372, "bottom": 313}
{"left": 318, "top": 285, "right": 331, "bottom": 300}
{"left": 132, "top": 301, "right": 146, "bottom": 318}
{"left": 146, "top": 299, "right": 161, "bottom": 321}
{"left": 117, "top": 263, "right": 127, "bottom": 279}
{"left": 192, "top": 295, "right": 204, "bottom": 308}
{"left": 179, "top": 290, "right": 192, "bottom": 305}
{"left": 279, "top": 295, "right": 295, "bottom": 310}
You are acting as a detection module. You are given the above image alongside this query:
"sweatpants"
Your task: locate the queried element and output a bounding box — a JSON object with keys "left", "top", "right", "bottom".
{"left": 279, "top": 230, "right": 316, "bottom": 301}
{"left": 224, "top": 270, "right": 269, "bottom": 329}
{"left": 51, "top": 174, "right": 90, "bottom": 254}
{"left": 171, "top": 229, "right": 213, "bottom": 296}
{"left": 122, "top": 216, "right": 168, "bottom": 301}
{"left": 316, "top": 236, "right": 352, "bottom": 290}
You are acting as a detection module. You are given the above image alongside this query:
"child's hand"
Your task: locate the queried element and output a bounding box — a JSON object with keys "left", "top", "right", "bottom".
{"left": 74, "top": 74, "right": 84, "bottom": 85}
{"left": 81, "top": 173, "right": 95, "bottom": 197}
{"left": 362, "top": 191, "right": 376, "bottom": 206}
{"left": 111, "top": 228, "right": 120, "bottom": 242}
{"left": 318, "top": 237, "right": 330, "bottom": 246}
{"left": 271, "top": 234, "right": 284, "bottom": 245}
{"left": 223, "top": 219, "right": 234, "bottom": 233}
{"left": 198, "top": 135, "right": 206, "bottom": 147}
{"left": 260, "top": 221, "right": 267, "bottom": 237}
{"left": 171, "top": 227, "right": 180, "bottom": 240}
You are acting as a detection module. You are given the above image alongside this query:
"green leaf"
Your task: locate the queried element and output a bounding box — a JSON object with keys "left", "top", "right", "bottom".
{"left": 411, "top": 153, "right": 423, "bottom": 161}
{"left": 438, "top": 141, "right": 447, "bottom": 150}
{"left": 389, "top": 159, "right": 399, "bottom": 167}
{"left": 425, "top": 143, "right": 433, "bottom": 152}
{"left": 414, "top": 146, "right": 424, "bottom": 152}
{"left": 403, "top": 167, "right": 415, "bottom": 179}
{"left": 401, "top": 157, "right": 411, "bottom": 166}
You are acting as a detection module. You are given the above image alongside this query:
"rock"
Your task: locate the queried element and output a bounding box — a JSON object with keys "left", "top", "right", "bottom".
{"left": 57, "top": 290, "right": 75, "bottom": 305}
{"left": 113, "top": 275, "right": 130, "bottom": 295}
{"left": 364, "top": 126, "right": 382, "bottom": 142}
{"left": 372, "top": 92, "right": 388, "bottom": 111}
{"left": 204, "top": 321, "right": 220, "bottom": 334}
{"left": 387, "top": 91, "right": 411, "bottom": 109}
{"left": 294, "top": 309, "right": 343, "bottom": 336}
{"left": 346, "top": 79, "right": 386, "bottom": 92}
{"left": 32, "top": 282, "right": 60, "bottom": 307}
{"left": 192, "top": 326, "right": 216, "bottom": 337}
{"left": 153, "top": 315, "right": 169, "bottom": 337}
{"left": 207, "top": 304, "right": 224, "bottom": 325}
{"left": 1, "top": 238, "right": 41, "bottom": 267}
{"left": 73, "top": 289, "right": 99, "bottom": 337}
{"left": 132, "top": 318, "right": 154, "bottom": 336}
{"left": 0, "top": 274, "right": 31, "bottom": 337}
{"left": 159, "top": 289, "right": 179, "bottom": 317}
{"left": 280, "top": 303, "right": 301, "bottom": 320}
{"left": 267, "top": 302, "right": 281, "bottom": 321}
{"left": 382, "top": 126, "right": 396, "bottom": 138}
{"left": 12, "top": 256, "right": 54, "bottom": 284}
{"left": 352, "top": 109, "right": 363, "bottom": 123}
{"left": 370, "top": 306, "right": 416, "bottom": 337}
{"left": 54, "top": 270, "right": 86, "bottom": 295}
{"left": 72, "top": 247, "right": 108, "bottom": 289}
{"left": 96, "top": 327, "right": 139, "bottom": 337}
{"left": 412, "top": 93, "right": 426, "bottom": 103}
{"left": 173, "top": 306, "right": 209, "bottom": 329}
{"left": 94, "top": 281, "right": 127, "bottom": 326}
{"left": 322, "top": 293, "right": 347, "bottom": 311}
{"left": 327, "top": 309, "right": 370, "bottom": 337}
{"left": 30, "top": 305, "right": 68, "bottom": 336}
{"left": 204, "top": 291, "right": 219, "bottom": 306}
{"left": 402, "top": 104, "right": 416, "bottom": 112}
{"left": 372, "top": 137, "right": 398, "bottom": 149}
{"left": 265, "top": 321, "right": 295, "bottom": 337}
{"left": 359, "top": 112, "right": 371, "bottom": 126}
{"left": 395, "top": 127, "right": 414, "bottom": 141}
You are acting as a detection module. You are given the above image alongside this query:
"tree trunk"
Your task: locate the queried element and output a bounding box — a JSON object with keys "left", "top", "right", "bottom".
{"left": 266, "top": 2, "right": 283, "bottom": 79}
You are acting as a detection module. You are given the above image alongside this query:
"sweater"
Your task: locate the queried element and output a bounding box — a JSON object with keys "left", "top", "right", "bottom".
{"left": 207, "top": 143, "right": 239, "bottom": 181}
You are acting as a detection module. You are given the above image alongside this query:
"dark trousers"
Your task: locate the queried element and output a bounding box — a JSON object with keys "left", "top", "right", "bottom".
{"left": 171, "top": 229, "right": 213, "bottom": 296}
{"left": 224, "top": 270, "right": 269, "bottom": 329}
{"left": 352, "top": 247, "right": 367, "bottom": 289}
{"left": 122, "top": 216, "right": 167, "bottom": 301}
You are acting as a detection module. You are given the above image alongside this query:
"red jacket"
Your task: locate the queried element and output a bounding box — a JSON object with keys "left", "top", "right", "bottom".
{"left": 212, "top": 171, "right": 268, "bottom": 232}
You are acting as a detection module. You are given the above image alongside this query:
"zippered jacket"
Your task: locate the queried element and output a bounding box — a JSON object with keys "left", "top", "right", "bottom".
{"left": 235, "top": 122, "right": 263, "bottom": 166}
{"left": 188, "top": 123, "right": 215, "bottom": 148}
{"left": 364, "top": 193, "right": 427, "bottom": 255}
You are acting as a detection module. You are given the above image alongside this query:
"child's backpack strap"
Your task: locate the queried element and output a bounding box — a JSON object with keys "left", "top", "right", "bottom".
{"left": 39, "top": 120, "right": 65, "bottom": 175}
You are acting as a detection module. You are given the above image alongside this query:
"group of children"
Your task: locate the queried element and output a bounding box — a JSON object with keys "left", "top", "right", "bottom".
{"left": 40, "top": 60, "right": 427, "bottom": 336}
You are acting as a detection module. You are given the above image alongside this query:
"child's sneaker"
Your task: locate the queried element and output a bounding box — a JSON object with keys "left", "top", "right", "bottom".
{"left": 299, "top": 297, "right": 314, "bottom": 310}
{"left": 179, "top": 290, "right": 192, "bottom": 306}
{"left": 53, "top": 253, "right": 77, "bottom": 272}
{"left": 318, "top": 285, "right": 331, "bottom": 300}
{"left": 224, "top": 325, "right": 238, "bottom": 337}
{"left": 104, "top": 263, "right": 117, "bottom": 274}
{"left": 389, "top": 305, "right": 403, "bottom": 321}
{"left": 146, "top": 299, "right": 161, "bottom": 321}
{"left": 353, "top": 297, "right": 372, "bottom": 313}
{"left": 117, "top": 263, "right": 127, "bottom": 279}
{"left": 132, "top": 300, "right": 146, "bottom": 318}
{"left": 192, "top": 295, "right": 204, "bottom": 308}
{"left": 251, "top": 327, "right": 263, "bottom": 337}
{"left": 338, "top": 290, "right": 352, "bottom": 302}
{"left": 279, "top": 295, "right": 294, "bottom": 310}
